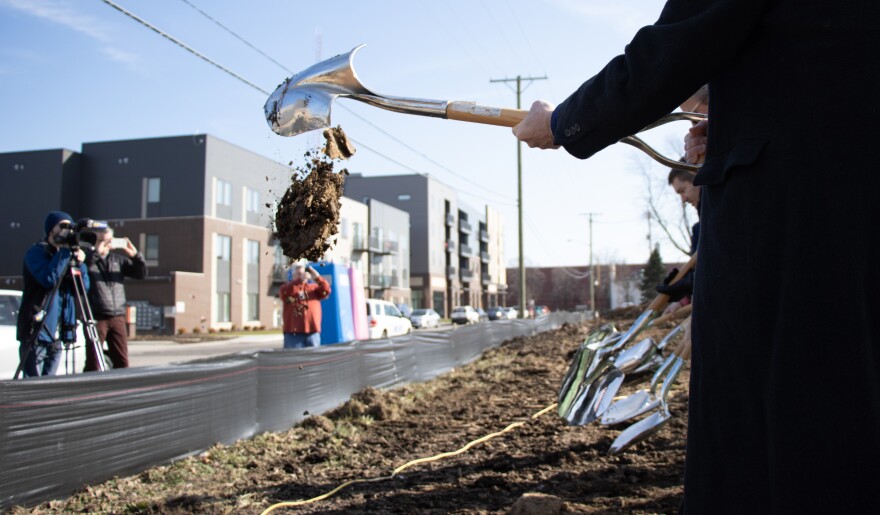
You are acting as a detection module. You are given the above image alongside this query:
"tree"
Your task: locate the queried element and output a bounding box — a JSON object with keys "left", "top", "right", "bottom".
{"left": 639, "top": 245, "right": 667, "bottom": 303}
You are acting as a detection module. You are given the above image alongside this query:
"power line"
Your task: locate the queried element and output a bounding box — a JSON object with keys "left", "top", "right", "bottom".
{"left": 98, "top": 0, "right": 268, "bottom": 95}
{"left": 177, "top": 0, "right": 292, "bottom": 73}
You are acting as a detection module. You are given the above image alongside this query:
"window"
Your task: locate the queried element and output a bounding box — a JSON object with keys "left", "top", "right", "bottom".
{"left": 398, "top": 194, "right": 411, "bottom": 201}
{"left": 217, "top": 179, "right": 232, "bottom": 206}
{"left": 340, "top": 218, "right": 349, "bottom": 239}
{"left": 145, "top": 234, "right": 159, "bottom": 260}
{"left": 246, "top": 187, "right": 260, "bottom": 213}
{"left": 147, "top": 178, "right": 161, "bottom": 203}
{"left": 246, "top": 240, "right": 260, "bottom": 321}
{"left": 215, "top": 234, "right": 232, "bottom": 323}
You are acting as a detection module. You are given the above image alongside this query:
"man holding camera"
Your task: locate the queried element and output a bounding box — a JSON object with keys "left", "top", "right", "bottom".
{"left": 279, "top": 260, "right": 330, "bottom": 348}
{"left": 16, "top": 211, "right": 89, "bottom": 377}
{"left": 84, "top": 227, "right": 146, "bottom": 371}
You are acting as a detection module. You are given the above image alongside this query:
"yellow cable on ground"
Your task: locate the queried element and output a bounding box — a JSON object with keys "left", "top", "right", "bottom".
{"left": 259, "top": 402, "right": 558, "bottom": 514}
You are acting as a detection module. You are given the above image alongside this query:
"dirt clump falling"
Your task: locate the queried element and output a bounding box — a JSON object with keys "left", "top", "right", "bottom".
{"left": 272, "top": 126, "right": 355, "bottom": 262}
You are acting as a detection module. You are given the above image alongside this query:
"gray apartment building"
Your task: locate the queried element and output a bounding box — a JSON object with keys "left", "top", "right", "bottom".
{"left": 1, "top": 135, "right": 290, "bottom": 333}
{"left": 343, "top": 173, "right": 506, "bottom": 317}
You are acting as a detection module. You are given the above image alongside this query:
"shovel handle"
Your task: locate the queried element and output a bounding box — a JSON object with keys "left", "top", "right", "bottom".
{"left": 680, "top": 320, "right": 693, "bottom": 360}
{"left": 647, "top": 253, "right": 698, "bottom": 313}
{"left": 650, "top": 304, "right": 693, "bottom": 326}
{"left": 446, "top": 102, "right": 528, "bottom": 127}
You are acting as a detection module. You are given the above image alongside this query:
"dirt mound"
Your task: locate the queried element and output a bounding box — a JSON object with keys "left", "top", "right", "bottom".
{"left": 272, "top": 127, "right": 354, "bottom": 262}
{"left": 30, "top": 314, "right": 689, "bottom": 514}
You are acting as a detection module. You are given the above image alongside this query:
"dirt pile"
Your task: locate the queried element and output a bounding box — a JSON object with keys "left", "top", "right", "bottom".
{"left": 272, "top": 127, "right": 355, "bottom": 262}
{"left": 20, "top": 316, "right": 689, "bottom": 514}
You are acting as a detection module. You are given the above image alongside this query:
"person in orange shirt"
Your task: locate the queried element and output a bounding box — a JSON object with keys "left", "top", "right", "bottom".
{"left": 279, "top": 260, "right": 331, "bottom": 348}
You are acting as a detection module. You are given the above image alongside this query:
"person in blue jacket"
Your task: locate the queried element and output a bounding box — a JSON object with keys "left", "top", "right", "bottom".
{"left": 16, "top": 211, "right": 89, "bottom": 377}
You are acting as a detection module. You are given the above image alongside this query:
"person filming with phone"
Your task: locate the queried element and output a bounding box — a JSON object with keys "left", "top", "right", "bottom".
{"left": 84, "top": 226, "right": 146, "bottom": 371}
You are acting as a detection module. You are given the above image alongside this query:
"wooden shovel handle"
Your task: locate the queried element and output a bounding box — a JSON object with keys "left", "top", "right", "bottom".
{"left": 647, "top": 253, "right": 698, "bottom": 313}
{"left": 446, "top": 102, "right": 528, "bottom": 127}
{"left": 650, "top": 304, "right": 693, "bottom": 326}
{"left": 680, "top": 319, "right": 693, "bottom": 360}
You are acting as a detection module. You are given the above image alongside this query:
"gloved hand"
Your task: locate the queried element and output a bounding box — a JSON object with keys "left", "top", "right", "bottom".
{"left": 656, "top": 268, "right": 694, "bottom": 302}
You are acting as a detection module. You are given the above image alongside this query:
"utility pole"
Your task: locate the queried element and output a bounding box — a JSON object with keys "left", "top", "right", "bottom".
{"left": 490, "top": 74, "right": 547, "bottom": 315}
{"left": 581, "top": 212, "right": 600, "bottom": 319}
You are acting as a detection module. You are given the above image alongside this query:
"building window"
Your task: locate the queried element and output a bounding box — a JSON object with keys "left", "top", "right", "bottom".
{"left": 145, "top": 234, "right": 159, "bottom": 260}
{"left": 340, "top": 218, "right": 349, "bottom": 239}
{"left": 215, "top": 234, "right": 231, "bottom": 323}
{"left": 398, "top": 194, "right": 411, "bottom": 201}
{"left": 217, "top": 179, "right": 232, "bottom": 206}
{"left": 147, "top": 178, "right": 161, "bottom": 203}
{"left": 246, "top": 187, "right": 260, "bottom": 212}
{"left": 246, "top": 239, "right": 260, "bottom": 321}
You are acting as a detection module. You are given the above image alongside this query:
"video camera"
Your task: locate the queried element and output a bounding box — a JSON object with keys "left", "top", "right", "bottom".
{"left": 55, "top": 218, "right": 107, "bottom": 249}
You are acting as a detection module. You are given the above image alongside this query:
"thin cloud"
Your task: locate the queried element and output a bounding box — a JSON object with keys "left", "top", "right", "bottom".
{"left": 2, "top": 0, "right": 145, "bottom": 73}
{"left": 544, "top": 0, "right": 661, "bottom": 36}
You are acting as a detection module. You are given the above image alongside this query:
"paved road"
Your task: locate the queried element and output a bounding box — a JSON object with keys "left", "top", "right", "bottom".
{"left": 128, "top": 323, "right": 457, "bottom": 368}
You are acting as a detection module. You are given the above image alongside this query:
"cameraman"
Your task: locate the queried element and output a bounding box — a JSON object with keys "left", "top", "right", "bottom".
{"left": 84, "top": 227, "right": 146, "bottom": 371}
{"left": 16, "top": 211, "right": 89, "bottom": 377}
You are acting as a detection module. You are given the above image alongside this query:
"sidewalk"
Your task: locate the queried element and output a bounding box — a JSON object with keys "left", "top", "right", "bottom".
{"left": 128, "top": 333, "right": 284, "bottom": 368}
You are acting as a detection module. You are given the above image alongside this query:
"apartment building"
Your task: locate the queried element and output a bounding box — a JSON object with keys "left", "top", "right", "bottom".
{"left": 342, "top": 173, "right": 506, "bottom": 316}
{"left": 1, "top": 135, "right": 290, "bottom": 333}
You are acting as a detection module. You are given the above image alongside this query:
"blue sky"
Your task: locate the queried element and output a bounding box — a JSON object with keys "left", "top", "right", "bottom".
{"left": 0, "top": 0, "right": 696, "bottom": 267}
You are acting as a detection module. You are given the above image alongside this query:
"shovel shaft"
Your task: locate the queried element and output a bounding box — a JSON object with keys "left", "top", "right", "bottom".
{"left": 650, "top": 304, "right": 693, "bottom": 326}
{"left": 647, "top": 253, "right": 698, "bottom": 313}
{"left": 446, "top": 101, "right": 528, "bottom": 127}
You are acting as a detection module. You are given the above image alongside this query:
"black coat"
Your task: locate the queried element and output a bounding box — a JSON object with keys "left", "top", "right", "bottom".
{"left": 85, "top": 251, "right": 147, "bottom": 319}
{"left": 553, "top": 1, "right": 880, "bottom": 512}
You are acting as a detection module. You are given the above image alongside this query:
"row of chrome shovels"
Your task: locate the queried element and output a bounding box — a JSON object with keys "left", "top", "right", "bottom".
{"left": 556, "top": 253, "right": 697, "bottom": 453}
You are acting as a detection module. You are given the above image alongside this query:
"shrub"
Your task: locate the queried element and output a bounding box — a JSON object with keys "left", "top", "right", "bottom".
{"left": 208, "top": 328, "right": 217, "bottom": 334}
{"left": 193, "top": 328, "right": 201, "bottom": 334}
{"left": 177, "top": 328, "right": 187, "bottom": 335}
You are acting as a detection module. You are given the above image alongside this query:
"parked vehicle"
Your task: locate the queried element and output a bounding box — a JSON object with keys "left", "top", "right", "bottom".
{"left": 476, "top": 308, "right": 489, "bottom": 322}
{"left": 450, "top": 305, "right": 480, "bottom": 325}
{"left": 396, "top": 303, "right": 413, "bottom": 318}
{"left": 503, "top": 306, "right": 519, "bottom": 320}
{"left": 535, "top": 305, "right": 551, "bottom": 316}
{"left": 487, "top": 306, "right": 505, "bottom": 321}
{"left": 410, "top": 308, "right": 440, "bottom": 329}
{"left": 0, "top": 289, "right": 87, "bottom": 379}
{"left": 365, "top": 299, "right": 413, "bottom": 339}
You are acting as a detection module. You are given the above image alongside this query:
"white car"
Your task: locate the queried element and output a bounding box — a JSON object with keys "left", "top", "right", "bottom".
{"left": 409, "top": 308, "right": 440, "bottom": 329}
{"left": 450, "top": 305, "right": 480, "bottom": 325}
{"left": 0, "top": 289, "right": 88, "bottom": 380}
{"left": 503, "top": 307, "right": 519, "bottom": 320}
{"left": 366, "top": 299, "right": 413, "bottom": 339}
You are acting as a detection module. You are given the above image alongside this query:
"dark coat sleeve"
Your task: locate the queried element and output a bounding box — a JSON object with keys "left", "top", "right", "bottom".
{"left": 553, "top": 0, "right": 770, "bottom": 159}
{"left": 122, "top": 253, "right": 147, "bottom": 280}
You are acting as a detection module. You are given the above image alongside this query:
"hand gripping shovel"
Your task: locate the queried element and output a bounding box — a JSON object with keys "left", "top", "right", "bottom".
{"left": 264, "top": 45, "right": 706, "bottom": 171}
{"left": 608, "top": 329, "right": 692, "bottom": 454}
{"left": 601, "top": 320, "right": 688, "bottom": 425}
{"left": 557, "top": 253, "right": 697, "bottom": 425}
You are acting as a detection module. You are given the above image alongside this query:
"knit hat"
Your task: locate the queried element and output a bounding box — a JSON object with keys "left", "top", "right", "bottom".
{"left": 44, "top": 210, "right": 73, "bottom": 236}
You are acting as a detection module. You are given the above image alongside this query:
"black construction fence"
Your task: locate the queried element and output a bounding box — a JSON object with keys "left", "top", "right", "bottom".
{"left": 0, "top": 312, "right": 586, "bottom": 509}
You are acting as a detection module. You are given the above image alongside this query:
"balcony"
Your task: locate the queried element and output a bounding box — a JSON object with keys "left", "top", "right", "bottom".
{"left": 460, "top": 268, "right": 474, "bottom": 282}
{"left": 270, "top": 264, "right": 287, "bottom": 283}
{"left": 482, "top": 273, "right": 491, "bottom": 285}
{"left": 480, "top": 229, "right": 489, "bottom": 242}
{"left": 369, "top": 236, "right": 398, "bottom": 255}
{"left": 369, "top": 274, "right": 393, "bottom": 288}
{"left": 459, "top": 244, "right": 474, "bottom": 258}
{"left": 352, "top": 235, "right": 369, "bottom": 251}
{"left": 382, "top": 240, "right": 399, "bottom": 254}
{"left": 445, "top": 238, "right": 455, "bottom": 253}
{"left": 480, "top": 250, "right": 490, "bottom": 263}
{"left": 459, "top": 219, "right": 472, "bottom": 234}
{"left": 445, "top": 213, "right": 455, "bottom": 226}
{"left": 446, "top": 266, "right": 456, "bottom": 280}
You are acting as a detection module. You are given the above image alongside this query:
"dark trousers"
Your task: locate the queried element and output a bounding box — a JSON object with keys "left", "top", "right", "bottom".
{"left": 85, "top": 315, "right": 129, "bottom": 371}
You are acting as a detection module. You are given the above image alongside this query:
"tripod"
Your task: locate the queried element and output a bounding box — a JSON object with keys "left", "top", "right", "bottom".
{"left": 13, "top": 249, "right": 107, "bottom": 380}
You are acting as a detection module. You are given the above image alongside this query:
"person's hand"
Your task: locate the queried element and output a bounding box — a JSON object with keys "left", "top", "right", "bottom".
{"left": 121, "top": 237, "right": 138, "bottom": 258}
{"left": 663, "top": 301, "right": 683, "bottom": 315}
{"left": 656, "top": 269, "right": 694, "bottom": 302}
{"left": 307, "top": 266, "right": 319, "bottom": 279}
{"left": 512, "top": 101, "right": 560, "bottom": 149}
{"left": 74, "top": 248, "right": 86, "bottom": 263}
{"left": 684, "top": 120, "right": 708, "bottom": 164}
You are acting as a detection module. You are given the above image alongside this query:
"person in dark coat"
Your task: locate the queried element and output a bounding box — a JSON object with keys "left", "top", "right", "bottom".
{"left": 84, "top": 227, "right": 147, "bottom": 370}
{"left": 17, "top": 211, "right": 89, "bottom": 377}
{"left": 513, "top": 1, "right": 880, "bottom": 512}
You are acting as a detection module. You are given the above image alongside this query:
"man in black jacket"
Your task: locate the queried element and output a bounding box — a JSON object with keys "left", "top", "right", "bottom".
{"left": 513, "top": 1, "right": 880, "bottom": 512}
{"left": 84, "top": 227, "right": 146, "bottom": 370}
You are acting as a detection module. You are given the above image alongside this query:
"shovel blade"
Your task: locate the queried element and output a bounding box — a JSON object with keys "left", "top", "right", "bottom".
{"left": 608, "top": 409, "right": 671, "bottom": 454}
{"left": 601, "top": 392, "right": 660, "bottom": 425}
{"left": 557, "top": 333, "right": 621, "bottom": 415}
{"left": 564, "top": 367, "right": 624, "bottom": 426}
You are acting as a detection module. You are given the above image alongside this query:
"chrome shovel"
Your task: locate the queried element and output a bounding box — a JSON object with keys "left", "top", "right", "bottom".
{"left": 264, "top": 45, "right": 705, "bottom": 171}
{"left": 608, "top": 330, "right": 692, "bottom": 454}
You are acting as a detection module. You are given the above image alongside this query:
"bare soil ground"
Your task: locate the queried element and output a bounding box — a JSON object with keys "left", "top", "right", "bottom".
{"left": 15, "top": 309, "right": 689, "bottom": 514}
